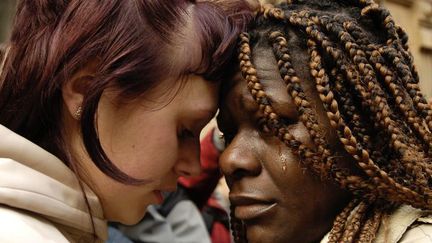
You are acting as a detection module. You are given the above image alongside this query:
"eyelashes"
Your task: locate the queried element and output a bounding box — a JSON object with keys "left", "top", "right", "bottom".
{"left": 258, "top": 116, "right": 297, "bottom": 134}
{"left": 219, "top": 116, "right": 298, "bottom": 146}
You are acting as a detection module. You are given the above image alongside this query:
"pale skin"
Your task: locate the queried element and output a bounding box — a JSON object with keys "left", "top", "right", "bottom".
{"left": 62, "top": 65, "right": 219, "bottom": 224}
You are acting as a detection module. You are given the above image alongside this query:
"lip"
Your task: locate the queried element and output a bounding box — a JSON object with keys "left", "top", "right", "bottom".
{"left": 160, "top": 186, "right": 177, "bottom": 192}
{"left": 230, "top": 194, "right": 277, "bottom": 220}
{"left": 152, "top": 185, "right": 177, "bottom": 204}
{"left": 153, "top": 190, "right": 164, "bottom": 204}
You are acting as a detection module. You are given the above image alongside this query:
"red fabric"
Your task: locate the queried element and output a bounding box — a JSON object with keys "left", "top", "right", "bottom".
{"left": 207, "top": 196, "right": 231, "bottom": 243}
{"left": 211, "top": 222, "right": 231, "bottom": 243}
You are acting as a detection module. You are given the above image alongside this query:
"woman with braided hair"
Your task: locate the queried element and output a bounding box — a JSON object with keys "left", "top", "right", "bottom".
{"left": 0, "top": 0, "right": 253, "bottom": 242}
{"left": 217, "top": 0, "right": 432, "bottom": 242}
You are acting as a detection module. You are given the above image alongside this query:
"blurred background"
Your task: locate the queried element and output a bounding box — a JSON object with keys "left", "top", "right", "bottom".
{"left": 0, "top": 0, "right": 432, "bottom": 97}
{"left": 0, "top": 0, "right": 15, "bottom": 43}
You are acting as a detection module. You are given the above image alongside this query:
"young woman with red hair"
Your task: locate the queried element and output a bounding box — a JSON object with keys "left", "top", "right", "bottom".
{"left": 0, "top": 0, "right": 253, "bottom": 242}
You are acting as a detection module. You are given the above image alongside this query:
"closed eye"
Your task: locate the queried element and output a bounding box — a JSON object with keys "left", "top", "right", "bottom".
{"left": 279, "top": 116, "right": 297, "bottom": 126}
{"left": 257, "top": 116, "right": 296, "bottom": 135}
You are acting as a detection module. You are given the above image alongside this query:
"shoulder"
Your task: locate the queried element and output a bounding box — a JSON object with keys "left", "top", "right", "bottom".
{"left": 166, "top": 200, "right": 211, "bottom": 242}
{"left": 374, "top": 205, "right": 432, "bottom": 243}
{"left": 399, "top": 215, "right": 432, "bottom": 243}
{"left": 167, "top": 200, "right": 202, "bottom": 222}
{"left": 0, "top": 205, "right": 70, "bottom": 243}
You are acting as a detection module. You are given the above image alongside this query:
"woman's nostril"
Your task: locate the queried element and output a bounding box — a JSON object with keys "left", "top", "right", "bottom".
{"left": 190, "top": 165, "right": 202, "bottom": 177}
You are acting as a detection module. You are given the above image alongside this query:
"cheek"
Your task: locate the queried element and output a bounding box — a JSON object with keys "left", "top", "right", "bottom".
{"left": 288, "top": 123, "right": 314, "bottom": 148}
{"left": 261, "top": 138, "right": 303, "bottom": 191}
{"left": 98, "top": 114, "right": 179, "bottom": 179}
{"left": 263, "top": 124, "right": 315, "bottom": 187}
{"left": 263, "top": 135, "right": 326, "bottom": 201}
{"left": 272, "top": 144, "right": 347, "bottom": 215}
{"left": 122, "top": 131, "right": 179, "bottom": 179}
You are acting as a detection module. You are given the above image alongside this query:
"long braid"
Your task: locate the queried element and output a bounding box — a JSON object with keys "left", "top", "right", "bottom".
{"left": 310, "top": 14, "right": 432, "bottom": 205}
{"left": 317, "top": 16, "right": 409, "bottom": 155}
{"left": 242, "top": 28, "right": 369, "bottom": 192}
{"left": 328, "top": 198, "right": 361, "bottom": 243}
{"left": 269, "top": 30, "right": 335, "bottom": 178}
{"left": 380, "top": 46, "right": 432, "bottom": 132}
{"left": 358, "top": 0, "right": 432, "bottom": 131}
{"left": 264, "top": 7, "right": 373, "bottom": 193}
{"left": 394, "top": 26, "right": 420, "bottom": 84}
{"left": 330, "top": 68, "right": 390, "bottom": 189}
{"left": 306, "top": 36, "right": 379, "bottom": 194}
{"left": 230, "top": 204, "right": 248, "bottom": 243}
{"left": 340, "top": 1, "right": 432, "bottom": 197}
{"left": 239, "top": 32, "right": 325, "bottom": 174}
{"left": 233, "top": 1, "right": 432, "bottom": 242}
{"left": 298, "top": 12, "right": 427, "bottom": 205}
{"left": 304, "top": 25, "right": 423, "bottom": 204}
{"left": 357, "top": 206, "right": 385, "bottom": 243}
{"left": 341, "top": 201, "right": 369, "bottom": 242}
{"left": 330, "top": 69, "right": 374, "bottom": 155}
{"left": 341, "top": 16, "right": 432, "bottom": 186}
{"left": 335, "top": 16, "right": 432, "bottom": 155}
{"left": 368, "top": 49, "right": 432, "bottom": 174}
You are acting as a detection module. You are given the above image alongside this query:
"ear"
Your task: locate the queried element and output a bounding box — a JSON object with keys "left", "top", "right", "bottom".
{"left": 62, "top": 62, "right": 98, "bottom": 120}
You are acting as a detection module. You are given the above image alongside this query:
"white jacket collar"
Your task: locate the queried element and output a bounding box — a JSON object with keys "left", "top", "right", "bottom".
{"left": 0, "top": 124, "right": 107, "bottom": 240}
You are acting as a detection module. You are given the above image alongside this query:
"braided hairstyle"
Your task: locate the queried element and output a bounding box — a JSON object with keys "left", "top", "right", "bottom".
{"left": 232, "top": 0, "right": 432, "bottom": 242}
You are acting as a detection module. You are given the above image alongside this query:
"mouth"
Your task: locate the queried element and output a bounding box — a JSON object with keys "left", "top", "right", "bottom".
{"left": 230, "top": 194, "right": 277, "bottom": 220}
{"left": 153, "top": 190, "right": 164, "bottom": 204}
{"left": 159, "top": 186, "right": 177, "bottom": 193}
{"left": 153, "top": 186, "right": 177, "bottom": 204}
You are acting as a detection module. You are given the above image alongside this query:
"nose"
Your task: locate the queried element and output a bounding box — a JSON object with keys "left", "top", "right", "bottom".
{"left": 219, "top": 130, "right": 261, "bottom": 181}
{"left": 175, "top": 139, "right": 202, "bottom": 177}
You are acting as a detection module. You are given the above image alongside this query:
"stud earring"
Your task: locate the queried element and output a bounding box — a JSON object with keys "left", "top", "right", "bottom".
{"left": 74, "top": 106, "right": 82, "bottom": 120}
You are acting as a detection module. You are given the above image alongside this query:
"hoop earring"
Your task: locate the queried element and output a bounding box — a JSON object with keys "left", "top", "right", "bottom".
{"left": 74, "top": 106, "right": 82, "bottom": 120}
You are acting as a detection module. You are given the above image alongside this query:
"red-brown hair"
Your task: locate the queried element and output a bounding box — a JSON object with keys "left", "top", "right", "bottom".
{"left": 0, "top": 0, "right": 253, "bottom": 183}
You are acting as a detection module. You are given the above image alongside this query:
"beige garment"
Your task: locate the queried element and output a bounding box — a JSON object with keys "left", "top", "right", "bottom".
{"left": 0, "top": 124, "right": 108, "bottom": 242}
{"left": 321, "top": 205, "right": 432, "bottom": 243}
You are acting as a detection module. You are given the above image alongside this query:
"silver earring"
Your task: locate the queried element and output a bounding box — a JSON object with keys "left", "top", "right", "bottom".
{"left": 74, "top": 106, "right": 82, "bottom": 120}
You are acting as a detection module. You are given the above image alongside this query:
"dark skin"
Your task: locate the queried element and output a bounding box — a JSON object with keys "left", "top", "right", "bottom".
{"left": 217, "top": 43, "right": 352, "bottom": 243}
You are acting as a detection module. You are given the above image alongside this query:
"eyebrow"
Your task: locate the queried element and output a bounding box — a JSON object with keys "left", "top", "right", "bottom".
{"left": 239, "top": 94, "right": 259, "bottom": 113}
{"left": 237, "top": 73, "right": 292, "bottom": 110}
{"left": 267, "top": 94, "right": 293, "bottom": 114}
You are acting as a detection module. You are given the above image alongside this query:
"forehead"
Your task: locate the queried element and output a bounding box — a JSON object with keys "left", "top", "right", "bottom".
{"left": 222, "top": 46, "right": 304, "bottom": 114}
{"left": 254, "top": 40, "right": 315, "bottom": 91}
{"left": 118, "top": 74, "right": 219, "bottom": 121}
{"left": 222, "top": 49, "right": 281, "bottom": 104}
{"left": 253, "top": 46, "right": 288, "bottom": 95}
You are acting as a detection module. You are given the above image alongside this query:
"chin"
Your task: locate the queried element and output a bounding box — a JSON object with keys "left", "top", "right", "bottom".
{"left": 247, "top": 224, "right": 321, "bottom": 243}
{"left": 246, "top": 224, "right": 274, "bottom": 243}
{"left": 245, "top": 223, "right": 291, "bottom": 243}
{"left": 111, "top": 207, "right": 148, "bottom": 225}
{"left": 117, "top": 215, "right": 144, "bottom": 226}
